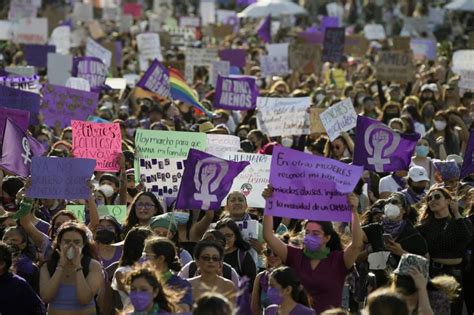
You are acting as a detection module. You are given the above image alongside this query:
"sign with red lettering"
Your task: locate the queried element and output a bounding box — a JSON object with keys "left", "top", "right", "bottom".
{"left": 71, "top": 120, "right": 122, "bottom": 171}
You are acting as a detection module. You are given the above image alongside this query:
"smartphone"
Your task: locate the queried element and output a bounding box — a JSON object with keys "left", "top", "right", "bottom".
{"left": 66, "top": 247, "right": 75, "bottom": 260}
{"left": 383, "top": 233, "right": 393, "bottom": 244}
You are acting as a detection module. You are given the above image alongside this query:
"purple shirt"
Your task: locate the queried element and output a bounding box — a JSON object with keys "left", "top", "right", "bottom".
{"left": 285, "top": 246, "right": 351, "bottom": 314}
{"left": 35, "top": 219, "right": 50, "bottom": 235}
{"left": 264, "top": 303, "right": 315, "bottom": 315}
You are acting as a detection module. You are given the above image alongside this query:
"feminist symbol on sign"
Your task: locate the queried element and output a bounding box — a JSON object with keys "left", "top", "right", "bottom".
{"left": 193, "top": 158, "right": 229, "bottom": 210}
{"left": 365, "top": 124, "right": 400, "bottom": 172}
{"left": 21, "top": 137, "right": 32, "bottom": 165}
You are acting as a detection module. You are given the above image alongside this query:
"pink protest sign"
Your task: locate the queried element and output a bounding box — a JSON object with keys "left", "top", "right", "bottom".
{"left": 123, "top": 3, "right": 142, "bottom": 18}
{"left": 71, "top": 120, "right": 122, "bottom": 171}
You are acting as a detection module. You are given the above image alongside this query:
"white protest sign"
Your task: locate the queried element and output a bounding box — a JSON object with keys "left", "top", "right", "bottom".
{"left": 401, "top": 17, "right": 430, "bottom": 37}
{"left": 210, "top": 60, "right": 230, "bottom": 86}
{"left": 102, "top": 6, "right": 121, "bottom": 21}
{"left": 235, "top": 220, "right": 259, "bottom": 241}
{"left": 180, "top": 16, "right": 200, "bottom": 28}
{"left": 363, "top": 24, "right": 386, "bottom": 40}
{"left": 256, "top": 97, "right": 311, "bottom": 137}
{"left": 222, "top": 152, "right": 271, "bottom": 208}
{"left": 319, "top": 98, "right": 357, "bottom": 141}
{"left": 153, "top": 0, "right": 173, "bottom": 19}
{"left": 49, "top": 26, "right": 71, "bottom": 55}
{"left": 200, "top": 0, "right": 216, "bottom": 26}
{"left": 216, "top": 10, "right": 239, "bottom": 32}
{"left": 205, "top": 134, "right": 241, "bottom": 157}
{"left": 429, "top": 7, "right": 445, "bottom": 26}
{"left": 105, "top": 78, "right": 127, "bottom": 98}
{"left": 120, "top": 15, "right": 134, "bottom": 33}
{"left": 137, "top": 33, "right": 163, "bottom": 71}
{"left": 86, "top": 37, "right": 112, "bottom": 68}
{"left": 5, "top": 66, "right": 36, "bottom": 77}
{"left": 452, "top": 50, "right": 474, "bottom": 73}
{"left": 13, "top": 17, "right": 48, "bottom": 44}
{"left": 0, "top": 74, "right": 39, "bottom": 93}
{"left": 47, "top": 53, "right": 73, "bottom": 86}
{"left": 73, "top": 3, "right": 93, "bottom": 22}
{"left": 163, "top": 26, "right": 195, "bottom": 47}
{"left": 0, "top": 21, "right": 13, "bottom": 40}
{"left": 260, "top": 55, "right": 290, "bottom": 76}
{"left": 66, "top": 77, "right": 91, "bottom": 92}
{"left": 124, "top": 74, "right": 141, "bottom": 88}
{"left": 458, "top": 70, "right": 474, "bottom": 89}
{"left": 8, "top": 3, "right": 38, "bottom": 21}
{"left": 139, "top": 157, "right": 184, "bottom": 199}
{"left": 184, "top": 48, "right": 219, "bottom": 83}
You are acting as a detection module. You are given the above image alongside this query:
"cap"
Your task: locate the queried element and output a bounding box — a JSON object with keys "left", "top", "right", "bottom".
{"left": 446, "top": 154, "right": 463, "bottom": 166}
{"left": 150, "top": 213, "right": 177, "bottom": 234}
{"left": 394, "top": 253, "right": 430, "bottom": 280}
{"left": 408, "top": 166, "right": 430, "bottom": 182}
{"left": 421, "top": 83, "right": 438, "bottom": 93}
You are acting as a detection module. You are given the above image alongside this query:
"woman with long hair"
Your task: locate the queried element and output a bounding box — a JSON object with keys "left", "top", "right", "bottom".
{"left": 122, "top": 192, "right": 164, "bottom": 236}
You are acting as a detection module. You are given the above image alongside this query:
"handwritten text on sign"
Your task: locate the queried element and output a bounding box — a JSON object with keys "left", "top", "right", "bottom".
{"left": 376, "top": 51, "right": 414, "bottom": 83}
{"left": 139, "top": 158, "right": 184, "bottom": 199}
{"left": 320, "top": 98, "right": 357, "bottom": 141}
{"left": 265, "top": 147, "right": 363, "bottom": 222}
{"left": 72, "top": 120, "right": 122, "bottom": 171}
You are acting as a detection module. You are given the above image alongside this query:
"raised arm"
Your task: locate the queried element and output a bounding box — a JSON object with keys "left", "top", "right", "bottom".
{"left": 86, "top": 181, "right": 99, "bottom": 232}
{"left": 262, "top": 186, "right": 288, "bottom": 263}
{"left": 20, "top": 212, "right": 49, "bottom": 250}
{"left": 343, "top": 193, "right": 364, "bottom": 269}
{"left": 118, "top": 154, "right": 128, "bottom": 205}
{"left": 189, "top": 210, "right": 214, "bottom": 241}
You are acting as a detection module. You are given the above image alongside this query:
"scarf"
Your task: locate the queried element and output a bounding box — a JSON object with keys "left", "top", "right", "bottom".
{"left": 303, "top": 247, "right": 330, "bottom": 260}
{"left": 382, "top": 219, "right": 406, "bottom": 239}
{"left": 391, "top": 174, "right": 406, "bottom": 191}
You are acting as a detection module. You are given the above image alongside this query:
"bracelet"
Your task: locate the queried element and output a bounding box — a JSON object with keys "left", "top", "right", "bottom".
{"left": 75, "top": 267, "right": 83, "bottom": 272}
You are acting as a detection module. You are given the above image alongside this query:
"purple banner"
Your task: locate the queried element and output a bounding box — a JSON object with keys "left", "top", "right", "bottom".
{"left": 322, "top": 27, "right": 345, "bottom": 63}
{"left": 265, "top": 146, "right": 362, "bottom": 222}
{"left": 26, "top": 157, "right": 96, "bottom": 199}
{"left": 136, "top": 59, "right": 171, "bottom": 98}
{"left": 0, "top": 118, "right": 45, "bottom": 177}
{"left": 0, "top": 85, "right": 40, "bottom": 124}
{"left": 0, "top": 107, "right": 30, "bottom": 138}
{"left": 40, "top": 84, "right": 99, "bottom": 129}
{"left": 353, "top": 116, "right": 420, "bottom": 173}
{"left": 219, "top": 49, "right": 247, "bottom": 68}
{"left": 461, "top": 130, "right": 474, "bottom": 179}
{"left": 175, "top": 149, "right": 249, "bottom": 210}
{"left": 213, "top": 75, "right": 258, "bottom": 111}
{"left": 72, "top": 56, "right": 108, "bottom": 92}
{"left": 24, "top": 44, "right": 56, "bottom": 68}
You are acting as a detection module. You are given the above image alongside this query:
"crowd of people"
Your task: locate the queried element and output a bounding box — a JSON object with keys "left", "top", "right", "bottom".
{"left": 1, "top": 0, "right": 474, "bottom": 314}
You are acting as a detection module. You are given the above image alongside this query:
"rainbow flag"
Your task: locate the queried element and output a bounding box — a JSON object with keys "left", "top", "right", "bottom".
{"left": 169, "top": 68, "right": 213, "bottom": 117}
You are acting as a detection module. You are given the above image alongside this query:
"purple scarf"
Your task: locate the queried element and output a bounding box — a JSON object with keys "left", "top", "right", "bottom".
{"left": 382, "top": 219, "right": 406, "bottom": 239}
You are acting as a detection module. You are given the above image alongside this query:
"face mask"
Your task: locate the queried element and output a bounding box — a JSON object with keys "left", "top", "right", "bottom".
{"left": 173, "top": 212, "right": 190, "bottom": 225}
{"left": 281, "top": 137, "right": 293, "bottom": 148}
{"left": 384, "top": 203, "right": 400, "bottom": 221}
{"left": 433, "top": 120, "right": 447, "bottom": 131}
{"left": 99, "top": 184, "right": 114, "bottom": 198}
{"left": 94, "top": 229, "right": 116, "bottom": 244}
{"left": 266, "top": 287, "right": 284, "bottom": 305}
{"left": 411, "top": 185, "right": 426, "bottom": 195}
{"left": 256, "top": 79, "right": 264, "bottom": 88}
{"left": 303, "top": 234, "right": 321, "bottom": 251}
{"left": 129, "top": 291, "right": 153, "bottom": 312}
{"left": 415, "top": 145, "right": 429, "bottom": 157}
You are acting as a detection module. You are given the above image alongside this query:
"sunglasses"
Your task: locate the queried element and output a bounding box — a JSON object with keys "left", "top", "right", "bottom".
{"left": 199, "top": 255, "right": 221, "bottom": 262}
{"left": 388, "top": 198, "right": 401, "bottom": 206}
{"left": 427, "top": 193, "right": 443, "bottom": 202}
{"left": 263, "top": 248, "right": 275, "bottom": 257}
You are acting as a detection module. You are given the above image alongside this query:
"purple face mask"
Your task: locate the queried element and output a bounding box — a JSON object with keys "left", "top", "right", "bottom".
{"left": 267, "top": 287, "right": 284, "bottom": 305}
{"left": 303, "top": 234, "right": 321, "bottom": 251}
{"left": 130, "top": 291, "right": 153, "bottom": 311}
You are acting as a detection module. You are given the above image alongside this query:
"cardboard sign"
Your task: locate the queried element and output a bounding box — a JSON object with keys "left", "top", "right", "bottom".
{"left": 376, "top": 51, "right": 415, "bottom": 83}
{"left": 320, "top": 98, "right": 357, "bottom": 141}
{"left": 363, "top": 24, "right": 386, "bottom": 40}
{"left": 47, "top": 53, "right": 73, "bottom": 86}
{"left": 184, "top": 48, "right": 218, "bottom": 83}
{"left": 13, "top": 17, "right": 47, "bottom": 44}
{"left": 256, "top": 97, "right": 311, "bottom": 137}
{"left": 309, "top": 107, "right": 326, "bottom": 133}
{"left": 289, "top": 43, "right": 322, "bottom": 73}
{"left": 86, "top": 37, "right": 112, "bottom": 68}
{"left": 137, "top": 33, "right": 163, "bottom": 71}
{"left": 139, "top": 157, "right": 184, "bottom": 199}
{"left": 72, "top": 120, "right": 122, "bottom": 171}
{"left": 392, "top": 36, "right": 411, "bottom": 51}
{"left": 344, "top": 35, "right": 369, "bottom": 57}
{"left": 322, "top": 27, "right": 345, "bottom": 63}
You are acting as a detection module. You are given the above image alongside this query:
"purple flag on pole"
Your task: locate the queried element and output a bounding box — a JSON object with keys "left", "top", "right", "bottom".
{"left": 72, "top": 56, "right": 108, "bottom": 93}
{"left": 136, "top": 59, "right": 171, "bottom": 98}
{"left": 353, "top": 116, "right": 420, "bottom": 173}
{"left": 0, "top": 118, "right": 45, "bottom": 177}
{"left": 213, "top": 75, "right": 259, "bottom": 111}
{"left": 0, "top": 107, "right": 30, "bottom": 136}
{"left": 257, "top": 15, "right": 271, "bottom": 43}
{"left": 461, "top": 130, "right": 474, "bottom": 179}
{"left": 175, "top": 149, "right": 249, "bottom": 210}
{"left": 0, "top": 85, "right": 40, "bottom": 125}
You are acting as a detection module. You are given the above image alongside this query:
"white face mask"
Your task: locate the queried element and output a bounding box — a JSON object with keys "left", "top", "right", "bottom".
{"left": 281, "top": 137, "right": 293, "bottom": 148}
{"left": 384, "top": 203, "right": 400, "bottom": 221}
{"left": 98, "top": 184, "right": 114, "bottom": 198}
{"left": 433, "top": 120, "right": 447, "bottom": 131}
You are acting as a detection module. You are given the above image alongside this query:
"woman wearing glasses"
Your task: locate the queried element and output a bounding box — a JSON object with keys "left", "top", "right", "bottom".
{"left": 122, "top": 192, "right": 164, "bottom": 236}
{"left": 188, "top": 240, "right": 237, "bottom": 305}
{"left": 416, "top": 187, "right": 473, "bottom": 314}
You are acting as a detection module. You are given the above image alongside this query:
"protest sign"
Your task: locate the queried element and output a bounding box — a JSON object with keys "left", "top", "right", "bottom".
{"left": 298, "top": 30, "right": 325, "bottom": 45}
{"left": 86, "top": 38, "right": 112, "bottom": 68}
{"left": 50, "top": 26, "right": 71, "bottom": 55}
{"left": 0, "top": 85, "right": 40, "bottom": 124}
{"left": 210, "top": 60, "right": 230, "bottom": 86}
{"left": 184, "top": 48, "right": 219, "bottom": 83}
{"left": 309, "top": 107, "right": 326, "bottom": 134}
{"left": 235, "top": 220, "right": 259, "bottom": 241}
{"left": 27, "top": 157, "right": 96, "bottom": 199}
{"left": 179, "top": 16, "right": 200, "bottom": 28}
{"left": 0, "top": 20, "right": 13, "bottom": 40}
{"left": 320, "top": 98, "right": 357, "bottom": 141}
{"left": 124, "top": 3, "right": 143, "bottom": 18}
{"left": 24, "top": 44, "right": 55, "bottom": 68}
{"left": 72, "top": 57, "right": 108, "bottom": 91}
{"left": 320, "top": 16, "right": 339, "bottom": 33}
{"left": 256, "top": 97, "right": 311, "bottom": 137}
{"left": 265, "top": 146, "right": 363, "bottom": 222}
{"left": 120, "top": 14, "right": 134, "bottom": 33}
{"left": 13, "top": 17, "right": 48, "bottom": 44}
{"left": 401, "top": 17, "right": 429, "bottom": 37}
{"left": 392, "top": 36, "right": 411, "bottom": 51}
{"left": 0, "top": 74, "right": 39, "bottom": 94}
{"left": 458, "top": 70, "right": 474, "bottom": 90}
{"left": 222, "top": 152, "right": 271, "bottom": 208}
{"left": 260, "top": 55, "right": 290, "bottom": 76}
{"left": 429, "top": 7, "right": 445, "bottom": 26}
{"left": 5, "top": 66, "right": 35, "bottom": 77}
{"left": 47, "top": 53, "right": 73, "bottom": 86}
{"left": 162, "top": 26, "right": 195, "bottom": 48}
{"left": 461, "top": 130, "right": 474, "bottom": 179}
{"left": 139, "top": 158, "right": 184, "bottom": 199}
{"left": 66, "top": 78, "right": 91, "bottom": 92}
{"left": 102, "top": 6, "right": 121, "bottom": 21}
{"left": 363, "top": 24, "right": 386, "bottom": 40}
{"left": 88, "top": 20, "right": 105, "bottom": 40}
{"left": 216, "top": 9, "right": 239, "bottom": 32}
{"left": 137, "top": 33, "right": 163, "bottom": 71}
{"left": 288, "top": 43, "right": 322, "bottom": 73}
{"left": 322, "top": 27, "right": 345, "bottom": 63}
{"left": 353, "top": 116, "right": 420, "bottom": 172}
{"left": 175, "top": 149, "right": 249, "bottom": 210}
{"left": 136, "top": 59, "right": 171, "bottom": 98}
{"left": 41, "top": 84, "right": 99, "bottom": 129}
{"left": 375, "top": 51, "right": 415, "bottom": 83}
{"left": 452, "top": 50, "right": 474, "bottom": 73}
{"left": 343, "top": 35, "right": 369, "bottom": 57}
{"left": 66, "top": 205, "right": 127, "bottom": 223}
{"left": 105, "top": 78, "right": 127, "bottom": 98}
{"left": 410, "top": 38, "right": 437, "bottom": 61}
{"left": 8, "top": 3, "right": 37, "bottom": 21}
{"left": 205, "top": 134, "right": 241, "bottom": 157}
{"left": 213, "top": 75, "right": 258, "bottom": 111}
{"left": 72, "top": 120, "right": 122, "bottom": 171}
{"left": 65, "top": 205, "right": 87, "bottom": 222}
{"left": 0, "top": 107, "right": 30, "bottom": 138}
{"left": 200, "top": 0, "right": 216, "bottom": 25}
{"left": 218, "top": 49, "right": 247, "bottom": 68}
{"left": 73, "top": 3, "right": 93, "bottom": 22}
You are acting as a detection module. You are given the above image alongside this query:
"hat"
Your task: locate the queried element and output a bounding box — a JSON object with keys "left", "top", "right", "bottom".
{"left": 408, "top": 166, "right": 430, "bottom": 182}
{"left": 394, "top": 253, "right": 430, "bottom": 280}
{"left": 198, "top": 121, "right": 215, "bottom": 133}
{"left": 446, "top": 154, "right": 463, "bottom": 166}
{"left": 421, "top": 83, "right": 438, "bottom": 93}
{"left": 150, "top": 213, "right": 177, "bottom": 234}
{"left": 99, "top": 173, "right": 120, "bottom": 188}
{"left": 99, "top": 215, "right": 122, "bottom": 233}
{"left": 433, "top": 160, "right": 460, "bottom": 181}
{"left": 1, "top": 177, "right": 24, "bottom": 198}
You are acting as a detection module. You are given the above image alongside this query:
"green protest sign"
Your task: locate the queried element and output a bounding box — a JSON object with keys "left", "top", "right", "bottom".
{"left": 66, "top": 204, "right": 127, "bottom": 223}
{"left": 66, "top": 205, "right": 86, "bottom": 222}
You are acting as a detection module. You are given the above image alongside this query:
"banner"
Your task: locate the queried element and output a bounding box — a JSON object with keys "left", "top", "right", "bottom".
{"left": 320, "top": 98, "right": 357, "bottom": 141}
{"left": 26, "top": 157, "right": 96, "bottom": 199}
{"left": 256, "top": 97, "right": 311, "bottom": 137}
{"left": 175, "top": 149, "right": 249, "bottom": 210}
{"left": 86, "top": 37, "right": 112, "bottom": 68}
{"left": 136, "top": 59, "right": 171, "bottom": 98}
{"left": 72, "top": 56, "right": 108, "bottom": 91}
{"left": 213, "top": 75, "right": 258, "bottom": 111}
{"left": 0, "top": 85, "right": 40, "bottom": 124}
{"left": 13, "top": 17, "right": 48, "bottom": 44}
{"left": 461, "top": 130, "right": 474, "bottom": 179}
{"left": 265, "top": 146, "right": 363, "bottom": 222}
{"left": 41, "top": 84, "right": 99, "bottom": 129}
{"left": 72, "top": 120, "right": 122, "bottom": 171}
{"left": 218, "top": 49, "right": 247, "bottom": 68}
{"left": 322, "top": 27, "right": 345, "bottom": 63}
{"left": 288, "top": 43, "right": 322, "bottom": 73}
{"left": 0, "top": 107, "right": 30, "bottom": 138}
{"left": 0, "top": 74, "right": 39, "bottom": 93}
{"left": 353, "top": 116, "right": 420, "bottom": 172}
{"left": 137, "top": 33, "right": 163, "bottom": 71}
{"left": 24, "top": 44, "right": 56, "bottom": 68}
{"left": 139, "top": 157, "right": 184, "bottom": 199}
{"left": 375, "top": 51, "right": 415, "bottom": 83}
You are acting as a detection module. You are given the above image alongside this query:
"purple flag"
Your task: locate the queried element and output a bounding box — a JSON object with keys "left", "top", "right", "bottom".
{"left": 0, "top": 85, "right": 40, "bottom": 125}
{"left": 0, "top": 107, "right": 30, "bottom": 138}
{"left": 24, "top": 44, "right": 56, "bottom": 68}
{"left": 136, "top": 59, "right": 171, "bottom": 98}
{"left": 72, "top": 56, "right": 108, "bottom": 93}
{"left": 257, "top": 15, "right": 271, "bottom": 43}
{"left": 0, "top": 118, "right": 45, "bottom": 177}
{"left": 40, "top": 84, "right": 99, "bottom": 129}
{"left": 213, "top": 75, "right": 258, "bottom": 111}
{"left": 219, "top": 49, "right": 247, "bottom": 68}
{"left": 461, "top": 130, "right": 474, "bottom": 179}
{"left": 26, "top": 157, "right": 96, "bottom": 199}
{"left": 353, "top": 116, "right": 420, "bottom": 173}
{"left": 175, "top": 149, "right": 249, "bottom": 210}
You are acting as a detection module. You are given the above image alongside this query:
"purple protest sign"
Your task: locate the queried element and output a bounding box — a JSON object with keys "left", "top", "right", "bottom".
{"left": 24, "top": 44, "right": 56, "bottom": 68}
{"left": 26, "top": 157, "right": 96, "bottom": 199}
{"left": 218, "top": 49, "right": 247, "bottom": 68}
{"left": 265, "top": 146, "right": 363, "bottom": 222}
{"left": 72, "top": 56, "right": 108, "bottom": 92}
{"left": 213, "top": 75, "right": 258, "bottom": 111}
{"left": 0, "top": 118, "right": 45, "bottom": 177}
{"left": 461, "top": 130, "right": 474, "bottom": 179}
{"left": 40, "top": 84, "right": 99, "bottom": 129}
{"left": 175, "top": 149, "right": 249, "bottom": 210}
{"left": 0, "top": 107, "right": 30, "bottom": 138}
{"left": 0, "top": 85, "right": 40, "bottom": 124}
{"left": 353, "top": 116, "right": 420, "bottom": 173}
{"left": 320, "top": 16, "right": 339, "bottom": 33}
{"left": 136, "top": 59, "right": 171, "bottom": 98}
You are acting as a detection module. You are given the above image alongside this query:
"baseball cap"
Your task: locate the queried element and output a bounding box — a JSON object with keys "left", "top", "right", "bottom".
{"left": 408, "top": 166, "right": 430, "bottom": 182}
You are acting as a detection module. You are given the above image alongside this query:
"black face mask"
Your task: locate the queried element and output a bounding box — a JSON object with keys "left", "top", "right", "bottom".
{"left": 94, "top": 230, "right": 116, "bottom": 244}
{"left": 383, "top": 113, "right": 399, "bottom": 123}
{"left": 127, "top": 188, "right": 139, "bottom": 197}
{"left": 411, "top": 185, "right": 426, "bottom": 195}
